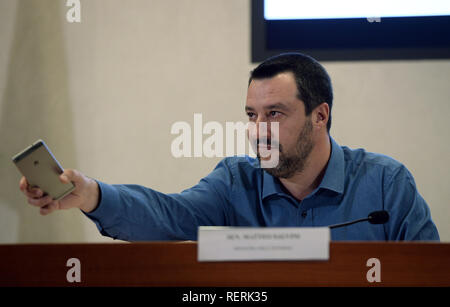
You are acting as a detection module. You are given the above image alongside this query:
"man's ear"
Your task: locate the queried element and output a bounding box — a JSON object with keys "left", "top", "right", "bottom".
{"left": 313, "top": 102, "right": 330, "bottom": 129}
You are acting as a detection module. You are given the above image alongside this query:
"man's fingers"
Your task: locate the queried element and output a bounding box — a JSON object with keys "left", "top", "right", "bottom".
{"left": 19, "top": 176, "right": 45, "bottom": 198}
{"left": 25, "top": 187, "right": 44, "bottom": 199}
{"left": 60, "top": 169, "right": 81, "bottom": 185}
{"left": 24, "top": 187, "right": 44, "bottom": 200}
{"left": 59, "top": 173, "right": 70, "bottom": 184}
{"left": 21, "top": 169, "right": 84, "bottom": 215}
{"left": 27, "top": 195, "right": 53, "bottom": 208}
{"left": 40, "top": 202, "right": 59, "bottom": 216}
{"left": 19, "top": 177, "right": 28, "bottom": 191}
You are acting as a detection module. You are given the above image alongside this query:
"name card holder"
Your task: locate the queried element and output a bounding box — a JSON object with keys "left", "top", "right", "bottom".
{"left": 198, "top": 227, "right": 330, "bottom": 262}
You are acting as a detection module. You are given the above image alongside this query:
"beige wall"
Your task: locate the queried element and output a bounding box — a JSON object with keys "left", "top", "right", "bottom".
{"left": 0, "top": 0, "right": 448, "bottom": 243}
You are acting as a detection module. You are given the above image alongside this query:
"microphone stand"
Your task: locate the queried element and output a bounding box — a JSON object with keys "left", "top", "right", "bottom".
{"left": 328, "top": 217, "right": 369, "bottom": 229}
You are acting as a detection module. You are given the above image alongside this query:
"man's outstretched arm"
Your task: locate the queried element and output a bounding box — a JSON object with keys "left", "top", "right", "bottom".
{"left": 19, "top": 160, "right": 234, "bottom": 241}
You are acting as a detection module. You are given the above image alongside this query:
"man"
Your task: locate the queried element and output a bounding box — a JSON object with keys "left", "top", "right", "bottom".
{"left": 19, "top": 53, "right": 440, "bottom": 241}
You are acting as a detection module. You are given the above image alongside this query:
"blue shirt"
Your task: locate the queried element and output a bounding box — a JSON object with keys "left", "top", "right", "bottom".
{"left": 85, "top": 137, "right": 440, "bottom": 241}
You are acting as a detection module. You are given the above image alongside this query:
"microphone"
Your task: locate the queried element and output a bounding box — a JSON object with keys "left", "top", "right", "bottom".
{"left": 328, "top": 210, "right": 389, "bottom": 229}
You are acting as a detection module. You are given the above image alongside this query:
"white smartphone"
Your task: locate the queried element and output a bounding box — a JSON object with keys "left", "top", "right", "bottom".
{"left": 12, "top": 139, "right": 75, "bottom": 200}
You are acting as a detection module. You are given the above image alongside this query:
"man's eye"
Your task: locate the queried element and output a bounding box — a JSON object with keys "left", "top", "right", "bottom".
{"left": 247, "top": 112, "right": 256, "bottom": 119}
{"left": 269, "top": 111, "right": 280, "bottom": 117}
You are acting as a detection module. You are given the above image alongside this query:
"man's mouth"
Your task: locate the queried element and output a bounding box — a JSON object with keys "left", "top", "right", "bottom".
{"left": 257, "top": 139, "right": 281, "bottom": 160}
{"left": 258, "top": 144, "right": 271, "bottom": 151}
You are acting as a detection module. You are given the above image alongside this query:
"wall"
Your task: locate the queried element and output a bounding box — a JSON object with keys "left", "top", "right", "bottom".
{"left": 0, "top": 0, "right": 448, "bottom": 242}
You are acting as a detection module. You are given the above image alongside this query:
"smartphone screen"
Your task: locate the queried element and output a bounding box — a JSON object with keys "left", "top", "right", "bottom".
{"left": 12, "top": 139, "right": 75, "bottom": 200}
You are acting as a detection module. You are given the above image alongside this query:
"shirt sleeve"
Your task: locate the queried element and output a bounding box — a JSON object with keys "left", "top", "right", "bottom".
{"left": 84, "top": 158, "right": 234, "bottom": 241}
{"left": 383, "top": 165, "right": 440, "bottom": 241}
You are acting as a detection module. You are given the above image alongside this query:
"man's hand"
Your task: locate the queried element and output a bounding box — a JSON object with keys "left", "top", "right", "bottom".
{"left": 19, "top": 169, "right": 99, "bottom": 215}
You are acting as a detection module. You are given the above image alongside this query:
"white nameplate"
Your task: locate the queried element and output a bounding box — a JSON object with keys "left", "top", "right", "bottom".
{"left": 197, "top": 227, "right": 330, "bottom": 262}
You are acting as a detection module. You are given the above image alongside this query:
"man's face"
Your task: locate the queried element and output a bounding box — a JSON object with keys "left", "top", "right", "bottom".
{"left": 246, "top": 72, "right": 315, "bottom": 178}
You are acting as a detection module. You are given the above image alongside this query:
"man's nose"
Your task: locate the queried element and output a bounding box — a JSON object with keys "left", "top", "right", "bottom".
{"left": 255, "top": 119, "right": 271, "bottom": 143}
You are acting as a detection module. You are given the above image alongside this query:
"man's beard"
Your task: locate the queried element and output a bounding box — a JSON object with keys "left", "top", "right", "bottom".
{"left": 258, "top": 118, "right": 314, "bottom": 179}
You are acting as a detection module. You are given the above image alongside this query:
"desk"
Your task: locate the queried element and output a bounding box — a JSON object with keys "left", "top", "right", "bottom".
{"left": 0, "top": 242, "right": 449, "bottom": 286}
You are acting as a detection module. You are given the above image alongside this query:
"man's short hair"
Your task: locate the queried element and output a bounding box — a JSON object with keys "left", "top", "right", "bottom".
{"left": 249, "top": 53, "right": 333, "bottom": 132}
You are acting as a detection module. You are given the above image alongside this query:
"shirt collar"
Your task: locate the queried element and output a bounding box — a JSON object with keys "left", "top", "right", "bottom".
{"left": 262, "top": 136, "right": 345, "bottom": 199}
{"left": 319, "top": 137, "right": 345, "bottom": 194}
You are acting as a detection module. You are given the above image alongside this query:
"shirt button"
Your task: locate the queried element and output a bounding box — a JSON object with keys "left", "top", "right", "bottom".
{"left": 301, "top": 211, "right": 307, "bottom": 218}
